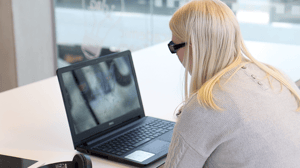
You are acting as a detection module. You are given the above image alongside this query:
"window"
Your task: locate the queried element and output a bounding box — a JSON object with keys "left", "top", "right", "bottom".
{"left": 54, "top": 0, "right": 300, "bottom": 81}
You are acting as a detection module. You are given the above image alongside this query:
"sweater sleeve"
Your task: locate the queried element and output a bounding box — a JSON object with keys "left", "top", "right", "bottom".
{"left": 164, "top": 91, "right": 242, "bottom": 168}
{"left": 164, "top": 131, "right": 207, "bottom": 168}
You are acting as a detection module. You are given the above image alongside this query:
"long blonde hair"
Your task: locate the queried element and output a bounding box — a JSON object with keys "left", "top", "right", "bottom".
{"left": 169, "top": 0, "right": 300, "bottom": 111}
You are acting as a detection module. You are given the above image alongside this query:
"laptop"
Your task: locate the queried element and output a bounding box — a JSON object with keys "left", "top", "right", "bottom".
{"left": 56, "top": 50, "right": 175, "bottom": 167}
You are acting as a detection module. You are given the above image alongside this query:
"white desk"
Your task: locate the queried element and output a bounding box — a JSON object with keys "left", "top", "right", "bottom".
{"left": 0, "top": 40, "right": 299, "bottom": 167}
{"left": 0, "top": 42, "right": 181, "bottom": 167}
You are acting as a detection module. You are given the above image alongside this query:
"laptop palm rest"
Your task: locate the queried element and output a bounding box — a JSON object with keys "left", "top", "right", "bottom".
{"left": 140, "top": 140, "right": 170, "bottom": 154}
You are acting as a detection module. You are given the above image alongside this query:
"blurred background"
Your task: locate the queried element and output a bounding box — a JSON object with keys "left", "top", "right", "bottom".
{"left": 0, "top": 0, "right": 300, "bottom": 92}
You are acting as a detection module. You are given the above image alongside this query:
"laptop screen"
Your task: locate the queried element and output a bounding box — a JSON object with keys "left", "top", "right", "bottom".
{"left": 59, "top": 51, "right": 143, "bottom": 137}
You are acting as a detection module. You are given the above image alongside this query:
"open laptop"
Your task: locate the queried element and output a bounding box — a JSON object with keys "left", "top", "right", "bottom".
{"left": 56, "top": 50, "right": 175, "bottom": 167}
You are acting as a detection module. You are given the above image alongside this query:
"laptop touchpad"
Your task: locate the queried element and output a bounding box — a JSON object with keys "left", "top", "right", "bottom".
{"left": 140, "top": 140, "right": 170, "bottom": 154}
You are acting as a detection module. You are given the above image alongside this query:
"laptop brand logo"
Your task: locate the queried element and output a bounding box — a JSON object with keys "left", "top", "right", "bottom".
{"left": 109, "top": 121, "right": 114, "bottom": 126}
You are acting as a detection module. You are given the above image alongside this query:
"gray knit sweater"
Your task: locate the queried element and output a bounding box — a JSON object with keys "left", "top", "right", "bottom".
{"left": 164, "top": 63, "right": 300, "bottom": 168}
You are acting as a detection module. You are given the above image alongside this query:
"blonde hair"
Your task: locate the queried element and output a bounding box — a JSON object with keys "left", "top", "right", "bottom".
{"left": 169, "top": 0, "right": 300, "bottom": 111}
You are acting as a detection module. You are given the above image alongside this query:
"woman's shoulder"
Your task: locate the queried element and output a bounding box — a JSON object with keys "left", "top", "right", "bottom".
{"left": 174, "top": 92, "right": 244, "bottom": 154}
{"left": 177, "top": 90, "right": 242, "bottom": 131}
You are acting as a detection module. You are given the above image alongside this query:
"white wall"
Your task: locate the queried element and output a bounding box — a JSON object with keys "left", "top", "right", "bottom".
{"left": 0, "top": 0, "right": 56, "bottom": 92}
{"left": 12, "top": 0, "right": 57, "bottom": 87}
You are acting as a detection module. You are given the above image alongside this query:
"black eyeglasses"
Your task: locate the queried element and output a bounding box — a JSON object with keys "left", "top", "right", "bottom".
{"left": 168, "top": 41, "right": 186, "bottom": 54}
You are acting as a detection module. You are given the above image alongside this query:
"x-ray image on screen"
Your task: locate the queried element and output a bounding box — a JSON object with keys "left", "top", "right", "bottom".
{"left": 61, "top": 56, "right": 141, "bottom": 134}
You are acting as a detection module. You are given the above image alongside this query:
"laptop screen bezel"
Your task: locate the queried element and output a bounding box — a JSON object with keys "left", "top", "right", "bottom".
{"left": 56, "top": 50, "right": 145, "bottom": 148}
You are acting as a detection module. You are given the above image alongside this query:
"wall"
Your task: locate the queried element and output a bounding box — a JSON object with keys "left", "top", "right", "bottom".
{"left": 0, "top": 0, "right": 56, "bottom": 92}
{"left": 12, "top": 0, "right": 57, "bottom": 87}
{"left": 0, "top": 0, "right": 18, "bottom": 92}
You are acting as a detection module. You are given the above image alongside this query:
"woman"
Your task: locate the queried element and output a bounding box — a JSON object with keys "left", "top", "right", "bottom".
{"left": 164, "top": 0, "right": 300, "bottom": 167}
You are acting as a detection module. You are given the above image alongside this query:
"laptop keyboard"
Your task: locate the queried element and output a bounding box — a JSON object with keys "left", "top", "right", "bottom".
{"left": 92, "top": 119, "right": 175, "bottom": 156}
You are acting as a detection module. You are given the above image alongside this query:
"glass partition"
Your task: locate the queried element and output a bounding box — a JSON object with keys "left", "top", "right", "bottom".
{"left": 54, "top": 0, "right": 188, "bottom": 68}
{"left": 54, "top": 0, "right": 300, "bottom": 80}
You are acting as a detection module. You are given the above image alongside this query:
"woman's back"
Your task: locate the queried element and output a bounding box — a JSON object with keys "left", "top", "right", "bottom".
{"left": 166, "top": 0, "right": 300, "bottom": 167}
{"left": 165, "top": 63, "right": 300, "bottom": 167}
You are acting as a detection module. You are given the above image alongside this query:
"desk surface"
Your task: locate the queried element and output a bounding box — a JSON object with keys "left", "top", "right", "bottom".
{"left": 1, "top": 40, "right": 299, "bottom": 167}
{"left": 0, "top": 42, "right": 181, "bottom": 167}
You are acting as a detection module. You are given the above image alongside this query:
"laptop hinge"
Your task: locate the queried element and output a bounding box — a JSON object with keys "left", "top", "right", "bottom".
{"left": 78, "top": 116, "right": 142, "bottom": 147}
{"left": 76, "top": 142, "right": 87, "bottom": 149}
{"left": 76, "top": 143, "right": 89, "bottom": 154}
